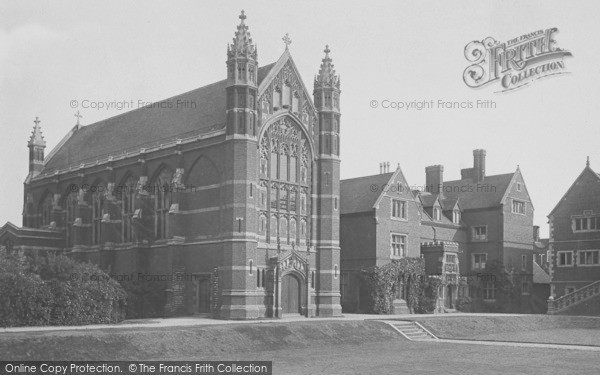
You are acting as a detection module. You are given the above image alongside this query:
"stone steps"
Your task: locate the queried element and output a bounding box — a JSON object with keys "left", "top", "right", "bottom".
{"left": 387, "top": 321, "right": 438, "bottom": 341}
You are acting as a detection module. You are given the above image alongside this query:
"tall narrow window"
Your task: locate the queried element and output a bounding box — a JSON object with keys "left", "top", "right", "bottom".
{"left": 280, "top": 217, "right": 288, "bottom": 243}
{"left": 273, "top": 88, "right": 281, "bottom": 109}
{"left": 121, "top": 177, "right": 136, "bottom": 242}
{"left": 290, "top": 156, "right": 297, "bottom": 183}
{"left": 280, "top": 152, "right": 289, "bottom": 181}
{"left": 292, "top": 93, "right": 299, "bottom": 113}
{"left": 270, "top": 215, "right": 278, "bottom": 240}
{"left": 282, "top": 84, "right": 291, "bottom": 107}
{"left": 270, "top": 150, "right": 278, "bottom": 179}
{"left": 154, "top": 169, "right": 173, "bottom": 240}
{"left": 65, "top": 190, "right": 78, "bottom": 248}
{"left": 280, "top": 186, "right": 288, "bottom": 211}
{"left": 40, "top": 194, "right": 52, "bottom": 227}
{"left": 92, "top": 190, "right": 104, "bottom": 245}
{"left": 270, "top": 187, "right": 278, "bottom": 210}
{"left": 289, "top": 218, "right": 297, "bottom": 244}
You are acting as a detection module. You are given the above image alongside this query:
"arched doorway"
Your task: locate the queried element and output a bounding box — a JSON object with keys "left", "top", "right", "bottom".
{"left": 445, "top": 285, "right": 454, "bottom": 309}
{"left": 281, "top": 273, "right": 302, "bottom": 314}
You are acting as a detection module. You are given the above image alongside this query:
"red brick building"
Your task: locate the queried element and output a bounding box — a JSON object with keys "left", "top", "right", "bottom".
{"left": 0, "top": 12, "right": 342, "bottom": 320}
{"left": 340, "top": 150, "right": 534, "bottom": 312}
{"left": 547, "top": 158, "right": 600, "bottom": 315}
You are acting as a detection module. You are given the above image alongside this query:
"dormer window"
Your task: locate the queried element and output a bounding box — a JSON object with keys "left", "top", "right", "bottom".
{"left": 433, "top": 207, "right": 442, "bottom": 221}
{"left": 453, "top": 210, "right": 460, "bottom": 224}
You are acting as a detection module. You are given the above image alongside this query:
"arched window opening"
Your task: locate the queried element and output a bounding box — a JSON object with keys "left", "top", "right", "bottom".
{"left": 154, "top": 169, "right": 173, "bottom": 240}
{"left": 92, "top": 188, "right": 105, "bottom": 245}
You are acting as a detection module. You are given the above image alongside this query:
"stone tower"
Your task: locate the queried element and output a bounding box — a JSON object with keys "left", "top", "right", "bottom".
{"left": 220, "top": 10, "right": 261, "bottom": 319}
{"left": 313, "top": 45, "right": 342, "bottom": 316}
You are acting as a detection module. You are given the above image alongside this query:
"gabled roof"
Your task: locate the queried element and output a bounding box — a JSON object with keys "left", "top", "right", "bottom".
{"left": 420, "top": 193, "right": 440, "bottom": 208}
{"left": 548, "top": 164, "right": 600, "bottom": 217}
{"left": 443, "top": 172, "right": 515, "bottom": 210}
{"left": 533, "top": 261, "right": 552, "bottom": 284}
{"left": 441, "top": 198, "right": 459, "bottom": 211}
{"left": 40, "top": 63, "right": 277, "bottom": 175}
{"left": 340, "top": 172, "right": 394, "bottom": 215}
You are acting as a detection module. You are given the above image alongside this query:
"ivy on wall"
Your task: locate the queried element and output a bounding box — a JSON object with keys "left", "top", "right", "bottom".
{"left": 360, "top": 258, "right": 444, "bottom": 314}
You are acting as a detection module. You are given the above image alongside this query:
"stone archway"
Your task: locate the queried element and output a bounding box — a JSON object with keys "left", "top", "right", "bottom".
{"left": 272, "top": 250, "right": 310, "bottom": 318}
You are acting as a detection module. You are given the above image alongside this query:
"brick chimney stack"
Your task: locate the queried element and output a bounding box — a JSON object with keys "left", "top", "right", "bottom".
{"left": 473, "top": 149, "right": 486, "bottom": 182}
{"left": 425, "top": 165, "right": 444, "bottom": 196}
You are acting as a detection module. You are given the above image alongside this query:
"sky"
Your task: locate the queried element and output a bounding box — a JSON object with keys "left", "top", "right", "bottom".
{"left": 1, "top": 0, "right": 599, "bottom": 237}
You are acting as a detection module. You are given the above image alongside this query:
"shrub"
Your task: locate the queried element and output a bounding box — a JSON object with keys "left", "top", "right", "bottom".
{"left": 0, "top": 253, "right": 127, "bottom": 327}
{"left": 0, "top": 255, "right": 53, "bottom": 327}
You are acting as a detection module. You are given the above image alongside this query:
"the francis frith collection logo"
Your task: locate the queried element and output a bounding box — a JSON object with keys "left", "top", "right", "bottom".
{"left": 463, "top": 28, "right": 572, "bottom": 92}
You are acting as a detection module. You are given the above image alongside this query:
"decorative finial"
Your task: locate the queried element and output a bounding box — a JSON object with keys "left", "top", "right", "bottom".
{"left": 282, "top": 33, "right": 292, "bottom": 49}
{"left": 587, "top": 156, "right": 590, "bottom": 167}
{"left": 315, "top": 44, "right": 339, "bottom": 89}
{"left": 28, "top": 116, "right": 46, "bottom": 147}
{"left": 74, "top": 111, "right": 83, "bottom": 126}
{"left": 228, "top": 10, "right": 256, "bottom": 60}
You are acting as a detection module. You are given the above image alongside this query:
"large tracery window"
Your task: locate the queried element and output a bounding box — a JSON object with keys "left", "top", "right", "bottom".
{"left": 259, "top": 117, "right": 311, "bottom": 246}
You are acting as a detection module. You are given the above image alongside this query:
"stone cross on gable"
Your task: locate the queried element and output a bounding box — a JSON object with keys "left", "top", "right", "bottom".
{"left": 282, "top": 33, "right": 292, "bottom": 49}
{"left": 34, "top": 116, "right": 40, "bottom": 126}
{"left": 74, "top": 111, "right": 83, "bottom": 126}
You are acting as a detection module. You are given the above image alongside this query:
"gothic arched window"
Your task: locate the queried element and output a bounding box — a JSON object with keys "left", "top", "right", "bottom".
{"left": 259, "top": 117, "right": 312, "bottom": 245}
{"left": 154, "top": 168, "right": 173, "bottom": 240}
{"left": 119, "top": 176, "right": 136, "bottom": 243}
{"left": 92, "top": 187, "right": 105, "bottom": 245}
{"left": 39, "top": 193, "right": 52, "bottom": 228}
{"left": 282, "top": 84, "right": 291, "bottom": 107}
{"left": 65, "top": 189, "right": 78, "bottom": 248}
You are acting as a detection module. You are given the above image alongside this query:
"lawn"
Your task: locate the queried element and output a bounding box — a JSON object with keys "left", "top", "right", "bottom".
{"left": 415, "top": 315, "right": 600, "bottom": 346}
{"left": 2, "top": 317, "right": 600, "bottom": 374}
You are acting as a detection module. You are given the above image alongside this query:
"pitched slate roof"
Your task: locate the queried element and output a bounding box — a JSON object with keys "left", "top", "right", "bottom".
{"left": 533, "top": 261, "right": 552, "bottom": 284}
{"left": 419, "top": 193, "right": 439, "bottom": 208}
{"left": 548, "top": 164, "right": 600, "bottom": 217}
{"left": 42, "top": 64, "right": 276, "bottom": 174}
{"left": 442, "top": 172, "right": 515, "bottom": 210}
{"left": 340, "top": 172, "right": 394, "bottom": 214}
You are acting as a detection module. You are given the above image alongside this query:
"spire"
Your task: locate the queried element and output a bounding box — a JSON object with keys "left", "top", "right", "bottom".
{"left": 315, "top": 45, "right": 340, "bottom": 89}
{"left": 28, "top": 116, "right": 46, "bottom": 147}
{"left": 227, "top": 10, "right": 257, "bottom": 60}
{"left": 587, "top": 156, "right": 590, "bottom": 167}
